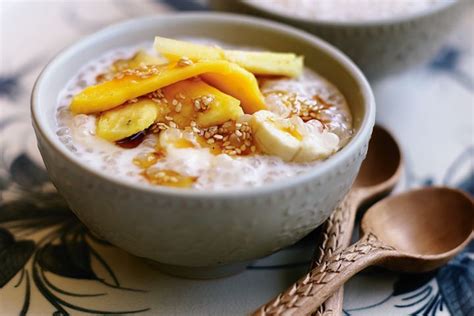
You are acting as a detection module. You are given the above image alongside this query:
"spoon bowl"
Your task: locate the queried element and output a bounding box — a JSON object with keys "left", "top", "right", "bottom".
{"left": 354, "top": 125, "right": 402, "bottom": 190}
{"left": 366, "top": 187, "right": 473, "bottom": 272}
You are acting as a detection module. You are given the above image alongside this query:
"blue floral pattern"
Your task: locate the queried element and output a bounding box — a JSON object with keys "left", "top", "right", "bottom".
{"left": 0, "top": 154, "right": 150, "bottom": 315}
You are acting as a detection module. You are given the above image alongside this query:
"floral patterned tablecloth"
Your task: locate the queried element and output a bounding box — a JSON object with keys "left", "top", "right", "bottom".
{"left": 0, "top": 1, "right": 472, "bottom": 315}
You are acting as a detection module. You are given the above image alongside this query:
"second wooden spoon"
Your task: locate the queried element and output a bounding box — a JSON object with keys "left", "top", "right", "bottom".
{"left": 312, "top": 125, "right": 403, "bottom": 315}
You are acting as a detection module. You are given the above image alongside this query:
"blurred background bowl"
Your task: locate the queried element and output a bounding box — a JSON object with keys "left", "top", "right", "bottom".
{"left": 210, "top": 0, "right": 469, "bottom": 80}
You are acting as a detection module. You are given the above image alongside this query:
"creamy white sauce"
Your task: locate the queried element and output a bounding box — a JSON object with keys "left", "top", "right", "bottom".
{"left": 246, "top": 0, "right": 455, "bottom": 22}
{"left": 56, "top": 42, "right": 353, "bottom": 190}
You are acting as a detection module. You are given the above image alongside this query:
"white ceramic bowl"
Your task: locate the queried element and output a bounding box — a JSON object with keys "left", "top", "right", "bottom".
{"left": 211, "top": 0, "right": 469, "bottom": 79}
{"left": 31, "top": 13, "right": 375, "bottom": 278}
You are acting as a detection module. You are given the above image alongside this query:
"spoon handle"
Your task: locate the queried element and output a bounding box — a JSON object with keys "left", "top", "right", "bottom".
{"left": 252, "top": 233, "right": 396, "bottom": 316}
{"left": 311, "top": 191, "right": 361, "bottom": 315}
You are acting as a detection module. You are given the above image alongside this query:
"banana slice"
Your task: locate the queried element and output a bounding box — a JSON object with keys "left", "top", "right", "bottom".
{"left": 153, "top": 36, "right": 303, "bottom": 77}
{"left": 250, "top": 111, "right": 340, "bottom": 162}
{"left": 96, "top": 99, "right": 158, "bottom": 141}
{"left": 293, "top": 132, "right": 340, "bottom": 162}
{"left": 251, "top": 110, "right": 301, "bottom": 161}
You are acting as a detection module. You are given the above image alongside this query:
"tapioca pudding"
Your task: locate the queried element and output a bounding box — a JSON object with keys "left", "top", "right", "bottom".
{"left": 56, "top": 37, "right": 353, "bottom": 190}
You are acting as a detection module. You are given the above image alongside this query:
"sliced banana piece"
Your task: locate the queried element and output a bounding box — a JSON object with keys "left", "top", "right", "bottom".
{"left": 251, "top": 111, "right": 301, "bottom": 161}
{"left": 250, "top": 111, "right": 340, "bottom": 162}
{"left": 96, "top": 99, "right": 158, "bottom": 142}
{"left": 293, "top": 132, "right": 340, "bottom": 162}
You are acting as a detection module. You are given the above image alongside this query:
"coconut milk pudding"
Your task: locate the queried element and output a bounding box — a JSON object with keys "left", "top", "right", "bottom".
{"left": 246, "top": 0, "right": 455, "bottom": 22}
{"left": 56, "top": 37, "right": 353, "bottom": 190}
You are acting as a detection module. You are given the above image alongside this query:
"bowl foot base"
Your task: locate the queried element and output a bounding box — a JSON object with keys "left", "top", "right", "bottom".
{"left": 145, "top": 260, "right": 252, "bottom": 279}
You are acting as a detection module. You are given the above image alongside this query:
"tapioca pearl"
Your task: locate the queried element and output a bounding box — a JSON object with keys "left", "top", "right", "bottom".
{"left": 65, "top": 143, "right": 77, "bottom": 152}
{"left": 57, "top": 109, "right": 72, "bottom": 122}
{"left": 327, "top": 121, "right": 352, "bottom": 141}
{"left": 327, "top": 112, "right": 346, "bottom": 123}
{"left": 248, "top": 157, "right": 263, "bottom": 168}
{"left": 73, "top": 114, "right": 89, "bottom": 126}
{"left": 103, "top": 155, "right": 117, "bottom": 166}
{"left": 76, "top": 79, "right": 88, "bottom": 88}
{"left": 142, "top": 136, "right": 157, "bottom": 148}
{"left": 317, "top": 109, "right": 339, "bottom": 122}
{"left": 305, "top": 119, "right": 324, "bottom": 132}
{"left": 56, "top": 127, "right": 70, "bottom": 136}
{"left": 59, "top": 135, "right": 72, "bottom": 144}
{"left": 77, "top": 127, "right": 93, "bottom": 137}
{"left": 72, "top": 115, "right": 96, "bottom": 137}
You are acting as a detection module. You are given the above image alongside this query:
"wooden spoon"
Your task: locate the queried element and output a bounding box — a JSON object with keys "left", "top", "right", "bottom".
{"left": 312, "top": 125, "right": 403, "bottom": 315}
{"left": 254, "top": 187, "right": 474, "bottom": 316}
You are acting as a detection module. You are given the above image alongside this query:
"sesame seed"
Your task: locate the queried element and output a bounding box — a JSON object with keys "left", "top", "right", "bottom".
{"left": 202, "top": 96, "right": 214, "bottom": 105}
{"left": 213, "top": 134, "right": 223, "bottom": 140}
{"left": 177, "top": 57, "right": 193, "bottom": 67}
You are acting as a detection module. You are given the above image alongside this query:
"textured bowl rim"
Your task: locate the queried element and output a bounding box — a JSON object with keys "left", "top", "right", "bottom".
{"left": 31, "top": 12, "right": 375, "bottom": 198}
{"left": 240, "top": 0, "right": 460, "bottom": 27}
